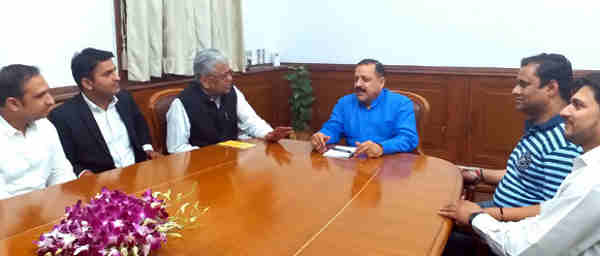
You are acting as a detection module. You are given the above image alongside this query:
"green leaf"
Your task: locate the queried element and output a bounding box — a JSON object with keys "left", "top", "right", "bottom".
{"left": 287, "top": 73, "right": 298, "bottom": 82}
{"left": 304, "top": 110, "right": 312, "bottom": 121}
{"left": 292, "top": 92, "right": 300, "bottom": 100}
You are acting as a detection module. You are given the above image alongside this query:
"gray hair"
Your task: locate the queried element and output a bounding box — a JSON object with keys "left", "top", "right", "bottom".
{"left": 193, "top": 48, "right": 228, "bottom": 79}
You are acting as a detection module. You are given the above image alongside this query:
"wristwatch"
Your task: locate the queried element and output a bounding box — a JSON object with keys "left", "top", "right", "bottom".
{"left": 469, "top": 211, "right": 484, "bottom": 225}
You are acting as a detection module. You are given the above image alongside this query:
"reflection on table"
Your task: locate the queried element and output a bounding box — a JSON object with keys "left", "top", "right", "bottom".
{"left": 0, "top": 139, "right": 461, "bottom": 256}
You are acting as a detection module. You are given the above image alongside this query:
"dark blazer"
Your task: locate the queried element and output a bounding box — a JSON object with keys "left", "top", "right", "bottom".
{"left": 48, "top": 90, "right": 152, "bottom": 175}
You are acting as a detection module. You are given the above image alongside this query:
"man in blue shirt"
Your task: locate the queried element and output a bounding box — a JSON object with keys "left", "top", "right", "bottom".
{"left": 311, "top": 59, "right": 418, "bottom": 157}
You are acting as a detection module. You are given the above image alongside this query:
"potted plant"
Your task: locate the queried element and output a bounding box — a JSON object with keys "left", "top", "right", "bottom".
{"left": 284, "top": 65, "right": 315, "bottom": 140}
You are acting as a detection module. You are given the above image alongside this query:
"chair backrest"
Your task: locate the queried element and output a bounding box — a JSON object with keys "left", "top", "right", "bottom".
{"left": 391, "top": 89, "right": 431, "bottom": 155}
{"left": 147, "top": 88, "right": 184, "bottom": 154}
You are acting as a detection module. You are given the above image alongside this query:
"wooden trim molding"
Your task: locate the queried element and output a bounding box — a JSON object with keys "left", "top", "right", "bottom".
{"left": 49, "top": 65, "right": 291, "bottom": 102}
{"left": 49, "top": 63, "right": 596, "bottom": 102}
{"left": 49, "top": 79, "right": 194, "bottom": 103}
{"left": 286, "top": 63, "right": 595, "bottom": 77}
{"left": 50, "top": 86, "right": 80, "bottom": 102}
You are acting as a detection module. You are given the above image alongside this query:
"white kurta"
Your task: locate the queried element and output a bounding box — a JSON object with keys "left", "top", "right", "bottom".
{"left": 165, "top": 86, "right": 273, "bottom": 154}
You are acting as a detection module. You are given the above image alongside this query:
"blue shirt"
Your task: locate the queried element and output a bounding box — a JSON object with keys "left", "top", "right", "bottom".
{"left": 319, "top": 88, "right": 418, "bottom": 154}
{"left": 493, "top": 115, "right": 582, "bottom": 207}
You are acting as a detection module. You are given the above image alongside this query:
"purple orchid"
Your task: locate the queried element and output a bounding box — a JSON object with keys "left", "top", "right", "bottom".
{"left": 36, "top": 188, "right": 174, "bottom": 256}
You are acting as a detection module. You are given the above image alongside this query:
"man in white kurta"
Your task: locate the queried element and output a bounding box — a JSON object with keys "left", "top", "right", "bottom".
{"left": 167, "top": 86, "right": 277, "bottom": 153}
{"left": 166, "top": 48, "right": 292, "bottom": 154}
{"left": 439, "top": 73, "right": 600, "bottom": 255}
{"left": 0, "top": 65, "right": 75, "bottom": 200}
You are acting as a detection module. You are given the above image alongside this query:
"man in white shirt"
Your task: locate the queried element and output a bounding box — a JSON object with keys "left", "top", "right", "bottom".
{"left": 439, "top": 73, "right": 600, "bottom": 255}
{"left": 49, "top": 48, "right": 160, "bottom": 176}
{"left": 0, "top": 64, "right": 76, "bottom": 199}
{"left": 166, "top": 48, "right": 293, "bottom": 153}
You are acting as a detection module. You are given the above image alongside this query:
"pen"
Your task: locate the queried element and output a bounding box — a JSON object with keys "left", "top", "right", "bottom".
{"left": 332, "top": 147, "right": 355, "bottom": 157}
{"left": 333, "top": 148, "right": 353, "bottom": 154}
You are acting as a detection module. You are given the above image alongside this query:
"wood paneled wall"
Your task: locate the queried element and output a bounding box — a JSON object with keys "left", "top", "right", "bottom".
{"left": 51, "top": 64, "right": 587, "bottom": 169}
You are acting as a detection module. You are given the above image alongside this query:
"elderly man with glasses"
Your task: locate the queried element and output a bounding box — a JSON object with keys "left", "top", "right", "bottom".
{"left": 166, "top": 48, "right": 292, "bottom": 153}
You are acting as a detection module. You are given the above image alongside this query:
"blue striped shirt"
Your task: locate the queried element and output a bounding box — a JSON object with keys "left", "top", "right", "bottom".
{"left": 493, "top": 115, "right": 582, "bottom": 208}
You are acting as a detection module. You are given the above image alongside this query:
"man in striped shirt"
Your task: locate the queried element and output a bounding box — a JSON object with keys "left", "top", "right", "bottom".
{"left": 442, "top": 54, "right": 582, "bottom": 255}
{"left": 440, "top": 73, "right": 600, "bottom": 256}
{"left": 461, "top": 53, "right": 582, "bottom": 222}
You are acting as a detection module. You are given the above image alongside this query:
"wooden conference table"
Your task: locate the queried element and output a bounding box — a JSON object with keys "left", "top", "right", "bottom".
{"left": 0, "top": 139, "right": 462, "bottom": 255}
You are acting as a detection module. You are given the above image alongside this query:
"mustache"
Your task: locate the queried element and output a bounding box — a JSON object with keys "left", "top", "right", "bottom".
{"left": 355, "top": 87, "right": 366, "bottom": 93}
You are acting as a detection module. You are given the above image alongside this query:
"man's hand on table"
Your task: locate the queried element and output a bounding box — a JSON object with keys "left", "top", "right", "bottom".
{"left": 311, "top": 132, "right": 330, "bottom": 153}
{"left": 265, "top": 126, "right": 294, "bottom": 142}
{"left": 145, "top": 150, "right": 163, "bottom": 160}
{"left": 438, "top": 199, "right": 483, "bottom": 226}
{"left": 353, "top": 141, "right": 383, "bottom": 158}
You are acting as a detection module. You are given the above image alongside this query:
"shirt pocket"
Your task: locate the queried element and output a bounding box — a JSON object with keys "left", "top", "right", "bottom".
{"left": 342, "top": 120, "right": 357, "bottom": 142}
{"left": 377, "top": 119, "right": 396, "bottom": 137}
{"left": 518, "top": 152, "right": 547, "bottom": 198}
{"left": 17, "top": 144, "right": 50, "bottom": 185}
{"left": 0, "top": 157, "right": 32, "bottom": 183}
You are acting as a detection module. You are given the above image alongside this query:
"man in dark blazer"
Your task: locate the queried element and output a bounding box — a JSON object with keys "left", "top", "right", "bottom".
{"left": 49, "top": 48, "right": 160, "bottom": 176}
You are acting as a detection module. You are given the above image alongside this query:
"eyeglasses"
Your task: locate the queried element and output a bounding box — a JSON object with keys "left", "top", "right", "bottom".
{"left": 209, "top": 70, "right": 234, "bottom": 80}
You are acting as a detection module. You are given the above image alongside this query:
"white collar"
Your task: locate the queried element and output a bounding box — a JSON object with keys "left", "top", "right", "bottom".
{"left": 573, "top": 144, "right": 600, "bottom": 170}
{"left": 81, "top": 93, "right": 119, "bottom": 112}
{"left": 0, "top": 114, "right": 37, "bottom": 137}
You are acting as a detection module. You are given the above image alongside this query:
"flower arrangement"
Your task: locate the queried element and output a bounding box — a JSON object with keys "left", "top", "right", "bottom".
{"left": 36, "top": 187, "right": 207, "bottom": 256}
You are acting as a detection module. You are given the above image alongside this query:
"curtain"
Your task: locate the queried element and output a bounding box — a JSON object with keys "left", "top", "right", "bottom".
{"left": 123, "top": 0, "right": 244, "bottom": 82}
{"left": 209, "top": 0, "right": 245, "bottom": 73}
{"left": 124, "top": 0, "right": 163, "bottom": 82}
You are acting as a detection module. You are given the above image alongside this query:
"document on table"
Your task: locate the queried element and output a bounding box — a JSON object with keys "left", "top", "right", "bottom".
{"left": 323, "top": 145, "right": 357, "bottom": 158}
{"left": 217, "top": 140, "right": 256, "bottom": 149}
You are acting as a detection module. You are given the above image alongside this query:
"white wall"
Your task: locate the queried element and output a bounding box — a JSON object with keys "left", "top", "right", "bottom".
{"left": 243, "top": 0, "right": 600, "bottom": 69}
{"left": 2, "top": 1, "right": 597, "bottom": 88}
{"left": 0, "top": 1, "right": 116, "bottom": 88}
{"left": 242, "top": 1, "right": 287, "bottom": 55}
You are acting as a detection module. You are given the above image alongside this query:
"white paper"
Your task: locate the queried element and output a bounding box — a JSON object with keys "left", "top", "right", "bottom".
{"left": 333, "top": 145, "right": 356, "bottom": 152}
{"left": 323, "top": 145, "right": 357, "bottom": 158}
